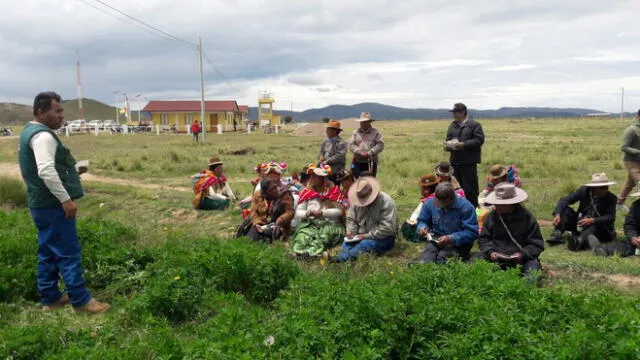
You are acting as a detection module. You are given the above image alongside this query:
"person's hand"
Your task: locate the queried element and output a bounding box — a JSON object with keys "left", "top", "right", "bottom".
{"left": 632, "top": 237, "right": 640, "bottom": 249}
{"left": 275, "top": 218, "right": 285, "bottom": 226}
{"left": 577, "top": 218, "right": 594, "bottom": 227}
{"left": 62, "top": 200, "right": 78, "bottom": 219}
{"left": 358, "top": 151, "right": 369, "bottom": 158}
{"left": 489, "top": 252, "right": 500, "bottom": 262}
{"left": 346, "top": 232, "right": 354, "bottom": 238}
{"left": 552, "top": 215, "right": 561, "bottom": 226}
{"left": 419, "top": 227, "right": 430, "bottom": 238}
{"left": 77, "top": 166, "right": 88, "bottom": 175}
{"left": 307, "top": 210, "right": 323, "bottom": 218}
{"left": 355, "top": 234, "right": 366, "bottom": 241}
{"left": 453, "top": 142, "right": 465, "bottom": 150}
{"left": 255, "top": 224, "right": 264, "bottom": 233}
{"left": 437, "top": 235, "right": 452, "bottom": 246}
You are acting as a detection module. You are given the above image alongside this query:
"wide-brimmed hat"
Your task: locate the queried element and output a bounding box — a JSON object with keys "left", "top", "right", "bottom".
{"left": 418, "top": 174, "right": 438, "bottom": 187}
{"left": 357, "top": 112, "right": 374, "bottom": 122}
{"left": 585, "top": 173, "right": 616, "bottom": 187}
{"left": 434, "top": 162, "right": 454, "bottom": 177}
{"left": 306, "top": 163, "right": 332, "bottom": 177}
{"left": 630, "top": 183, "right": 640, "bottom": 197}
{"left": 488, "top": 164, "right": 507, "bottom": 180}
{"left": 326, "top": 120, "right": 343, "bottom": 132}
{"left": 348, "top": 176, "right": 381, "bottom": 207}
{"left": 485, "top": 182, "right": 528, "bottom": 205}
{"left": 209, "top": 157, "right": 223, "bottom": 167}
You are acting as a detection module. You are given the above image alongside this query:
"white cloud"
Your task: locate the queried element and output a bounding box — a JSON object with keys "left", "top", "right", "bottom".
{"left": 1, "top": 0, "right": 640, "bottom": 113}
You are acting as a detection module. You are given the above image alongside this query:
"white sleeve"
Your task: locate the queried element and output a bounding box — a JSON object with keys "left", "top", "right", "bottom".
{"left": 30, "top": 132, "right": 70, "bottom": 203}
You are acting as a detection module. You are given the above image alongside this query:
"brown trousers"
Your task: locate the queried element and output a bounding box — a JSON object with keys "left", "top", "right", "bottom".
{"left": 619, "top": 161, "right": 640, "bottom": 204}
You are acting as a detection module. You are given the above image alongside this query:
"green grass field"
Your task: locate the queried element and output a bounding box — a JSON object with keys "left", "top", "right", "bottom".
{"left": 2, "top": 117, "right": 640, "bottom": 358}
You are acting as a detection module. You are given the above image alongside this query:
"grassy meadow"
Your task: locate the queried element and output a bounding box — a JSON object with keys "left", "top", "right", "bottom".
{"left": 2, "top": 117, "right": 640, "bottom": 358}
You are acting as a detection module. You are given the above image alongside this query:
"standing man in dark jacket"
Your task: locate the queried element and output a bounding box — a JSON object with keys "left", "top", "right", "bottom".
{"left": 19, "top": 92, "right": 110, "bottom": 314}
{"left": 547, "top": 173, "right": 617, "bottom": 251}
{"left": 617, "top": 109, "right": 640, "bottom": 212}
{"left": 474, "top": 183, "right": 544, "bottom": 275}
{"left": 444, "top": 103, "right": 484, "bottom": 208}
{"left": 319, "top": 120, "right": 347, "bottom": 184}
{"left": 595, "top": 184, "right": 640, "bottom": 257}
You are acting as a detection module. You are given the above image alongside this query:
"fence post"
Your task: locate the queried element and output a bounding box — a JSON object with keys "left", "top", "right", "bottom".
{"left": 275, "top": 125, "right": 279, "bottom": 134}
{"left": 123, "top": 125, "right": 128, "bottom": 134}
{"left": 65, "top": 126, "right": 70, "bottom": 137}
{"left": 186, "top": 124, "right": 190, "bottom": 134}
{"left": 156, "top": 125, "right": 160, "bottom": 135}
{"left": 95, "top": 124, "right": 99, "bottom": 136}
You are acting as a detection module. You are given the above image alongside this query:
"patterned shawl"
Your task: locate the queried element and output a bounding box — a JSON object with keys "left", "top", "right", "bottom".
{"left": 298, "top": 185, "right": 342, "bottom": 203}
{"left": 194, "top": 170, "right": 227, "bottom": 194}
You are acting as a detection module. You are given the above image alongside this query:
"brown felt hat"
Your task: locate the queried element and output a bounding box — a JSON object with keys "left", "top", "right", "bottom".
{"left": 418, "top": 174, "right": 438, "bottom": 187}
{"left": 326, "top": 120, "right": 343, "bottom": 131}
{"left": 209, "top": 157, "right": 223, "bottom": 167}
{"left": 434, "top": 162, "right": 454, "bottom": 177}
{"left": 348, "top": 176, "right": 381, "bottom": 207}
{"left": 488, "top": 164, "right": 507, "bottom": 180}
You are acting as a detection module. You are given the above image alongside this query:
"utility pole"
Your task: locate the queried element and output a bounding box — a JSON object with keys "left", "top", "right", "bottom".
{"left": 76, "top": 50, "right": 84, "bottom": 120}
{"left": 113, "top": 90, "right": 120, "bottom": 124}
{"left": 621, "top": 87, "right": 625, "bottom": 120}
{"left": 198, "top": 36, "right": 206, "bottom": 142}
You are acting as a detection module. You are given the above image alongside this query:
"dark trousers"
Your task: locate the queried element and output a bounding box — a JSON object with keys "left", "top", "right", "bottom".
{"left": 452, "top": 164, "right": 479, "bottom": 207}
{"left": 193, "top": 132, "right": 199, "bottom": 142}
{"left": 30, "top": 206, "right": 91, "bottom": 307}
{"left": 418, "top": 242, "right": 472, "bottom": 264}
{"left": 247, "top": 226, "right": 273, "bottom": 242}
{"left": 555, "top": 207, "right": 615, "bottom": 249}
{"left": 599, "top": 241, "right": 636, "bottom": 257}
{"left": 471, "top": 253, "right": 541, "bottom": 275}
{"left": 351, "top": 161, "right": 378, "bottom": 178}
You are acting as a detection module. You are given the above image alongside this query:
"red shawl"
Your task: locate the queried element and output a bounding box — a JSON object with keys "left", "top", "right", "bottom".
{"left": 298, "top": 185, "right": 342, "bottom": 203}
{"left": 194, "top": 171, "right": 227, "bottom": 194}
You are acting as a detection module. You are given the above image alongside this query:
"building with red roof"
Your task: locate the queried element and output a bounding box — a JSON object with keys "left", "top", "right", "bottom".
{"left": 142, "top": 100, "right": 243, "bottom": 131}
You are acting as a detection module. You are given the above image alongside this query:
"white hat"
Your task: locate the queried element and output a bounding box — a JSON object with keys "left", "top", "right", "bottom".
{"left": 584, "top": 173, "right": 616, "bottom": 187}
{"left": 357, "top": 112, "right": 374, "bottom": 122}
{"left": 485, "top": 182, "right": 528, "bottom": 205}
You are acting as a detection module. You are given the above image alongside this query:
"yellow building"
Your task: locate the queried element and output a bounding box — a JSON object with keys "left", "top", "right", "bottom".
{"left": 258, "top": 91, "right": 281, "bottom": 127}
{"left": 142, "top": 100, "right": 246, "bottom": 132}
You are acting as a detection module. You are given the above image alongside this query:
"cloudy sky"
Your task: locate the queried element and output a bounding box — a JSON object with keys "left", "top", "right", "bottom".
{"left": 1, "top": 0, "right": 640, "bottom": 112}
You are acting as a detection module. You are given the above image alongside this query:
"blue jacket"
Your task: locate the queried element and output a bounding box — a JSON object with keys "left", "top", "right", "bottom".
{"left": 416, "top": 196, "right": 478, "bottom": 246}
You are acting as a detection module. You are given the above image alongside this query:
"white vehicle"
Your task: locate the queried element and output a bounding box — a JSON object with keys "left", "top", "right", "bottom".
{"left": 102, "top": 120, "right": 117, "bottom": 129}
{"left": 87, "top": 120, "right": 102, "bottom": 130}
{"left": 68, "top": 119, "right": 86, "bottom": 132}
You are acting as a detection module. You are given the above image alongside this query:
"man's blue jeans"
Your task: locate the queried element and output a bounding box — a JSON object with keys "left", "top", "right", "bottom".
{"left": 30, "top": 206, "right": 91, "bottom": 307}
{"left": 337, "top": 236, "right": 395, "bottom": 262}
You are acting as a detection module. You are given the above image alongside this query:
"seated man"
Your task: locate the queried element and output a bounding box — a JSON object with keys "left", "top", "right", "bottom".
{"left": 595, "top": 184, "right": 640, "bottom": 257}
{"left": 478, "top": 164, "right": 521, "bottom": 208}
{"left": 434, "top": 161, "right": 466, "bottom": 197}
{"left": 247, "top": 178, "right": 295, "bottom": 242}
{"left": 547, "top": 173, "right": 617, "bottom": 251}
{"left": 473, "top": 183, "right": 544, "bottom": 275}
{"left": 191, "top": 157, "right": 236, "bottom": 210}
{"left": 401, "top": 174, "right": 438, "bottom": 242}
{"left": 414, "top": 182, "right": 478, "bottom": 264}
{"left": 325, "top": 176, "right": 397, "bottom": 262}
{"left": 291, "top": 164, "right": 345, "bottom": 258}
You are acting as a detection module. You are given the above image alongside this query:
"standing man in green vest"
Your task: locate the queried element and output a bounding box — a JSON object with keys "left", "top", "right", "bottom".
{"left": 19, "top": 92, "right": 110, "bottom": 314}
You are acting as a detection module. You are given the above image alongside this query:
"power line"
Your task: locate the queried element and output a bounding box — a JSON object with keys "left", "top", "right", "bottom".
{"left": 203, "top": 53, "right": 243, "bottom": 94}
{"left": 80, "top": 0, "right": 196, "bottom": 48}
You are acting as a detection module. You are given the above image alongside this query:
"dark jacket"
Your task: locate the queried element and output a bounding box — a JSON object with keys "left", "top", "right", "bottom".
{"left": 319, "top": 136, "right": 347, "bottom": 173}
{"left": 553, "top": 186, "right": 617, "bottom": 231}
{"left": 445, "top": 116, "right": 485, "bottom": 166}
{"left": 478, "top": 205, "right": 544, "bottom": 261}
{"left": 624, "top": 199, "right": 640, "bottom": 239}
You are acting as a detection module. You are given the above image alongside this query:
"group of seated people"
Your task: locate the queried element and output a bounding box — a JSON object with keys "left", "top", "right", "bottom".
{"left": 189, "top": 154, "right": 640, "bottom": 274}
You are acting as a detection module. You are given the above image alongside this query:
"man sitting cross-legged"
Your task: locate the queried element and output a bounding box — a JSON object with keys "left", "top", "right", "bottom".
{"left": 472, "top": 183, "right": 544, "bottom": 276}
{"left": 413, "top": 182, "right": 478, "bottom": 264}
{"left": 595, "top": 184, "right": 640, "bottom": 257}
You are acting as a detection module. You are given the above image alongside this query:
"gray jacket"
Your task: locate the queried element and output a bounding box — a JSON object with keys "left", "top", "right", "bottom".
{"left": 319, "top": 136, "right": 347, "bottom": 173}
{"left": 348, "top": 127, "right": 384, "bottom": 163}
{"left": 621, "top": 121, "right": 640, "bottom": 163}
{"left": 346, "top": 192, "right": 397, "bottom": 240}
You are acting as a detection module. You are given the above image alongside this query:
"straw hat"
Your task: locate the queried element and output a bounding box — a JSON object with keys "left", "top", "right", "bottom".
{"left": 584, "top": 173, "right": 616, "bottom": 187}
{"left": 348, "top": 176, "right": 381, "bottom": 207}
{"left": 326, "top": 120, "right": 343, "bottom": 132}
{"left": 488, "top": 164, "right": 507, "bottom": 180}
{"left": 434, "top": 162, "right": 454, "bottom": 177}
{"left": 209, "top": 157, "right": 223, "bottom": 167}
{"left": 630, "top": 182, "right": 640, "bottom": 197}
{"left": 485, "top": 182, "right": 528, "bottom": 205}
{"left": 418, "top": 174, "right": 438, "bottom": 187}
{"left": 356, "top": 112, "right": 374, "bottom": 122}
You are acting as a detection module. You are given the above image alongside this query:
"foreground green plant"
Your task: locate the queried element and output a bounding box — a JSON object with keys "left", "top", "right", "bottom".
{"left": 0, "top": 176, "right": 27, "bottom": 207}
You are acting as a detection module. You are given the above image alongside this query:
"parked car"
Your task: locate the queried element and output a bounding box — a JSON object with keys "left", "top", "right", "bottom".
{"left": 87, "top": 120, "right": 102, "bottom": 130}
{"left": 102, "top": 120, "right": 117, "bottom": 129}
{"left": 68, "top": 119, "right": 86, "bottom": 132}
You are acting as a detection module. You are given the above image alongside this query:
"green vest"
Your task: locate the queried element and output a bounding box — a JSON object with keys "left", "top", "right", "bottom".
{"left": 19, "top": 122, "right": 84, "bottom": 208}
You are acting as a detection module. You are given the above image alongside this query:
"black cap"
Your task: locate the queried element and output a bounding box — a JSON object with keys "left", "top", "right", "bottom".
{"left": 449, "top": 103, "right": 467, "bottom": 113}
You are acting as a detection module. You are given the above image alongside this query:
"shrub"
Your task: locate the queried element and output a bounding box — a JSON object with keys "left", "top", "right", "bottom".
{"left": 0, "top": 176, "right": 27, "bottom": 207}
{"left": 0, "top": 211, "right": 39, "bottom": 302}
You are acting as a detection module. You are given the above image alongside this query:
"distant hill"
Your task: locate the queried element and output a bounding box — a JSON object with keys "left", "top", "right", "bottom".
{"left": 0, "top": 98, "right": 117, "bottom": 124}
{"left": 249, "top": 102, "right": 630, "bottom": 122}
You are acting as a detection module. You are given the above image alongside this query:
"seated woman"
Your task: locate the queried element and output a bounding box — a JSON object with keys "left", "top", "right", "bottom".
{"left": 434, "top": 161, "right": 466, "bottom": 197}
{"left": 291, "top": 164, "right": 345, "bottom": 258}
{"left": 191, "top": 157, "right": 236, "bottom": 210}
{"left": 246, "top": 178, "right": 295, "bottom": 242}
{"left": 401, "top": 174, "right": 438, "bottom": 242}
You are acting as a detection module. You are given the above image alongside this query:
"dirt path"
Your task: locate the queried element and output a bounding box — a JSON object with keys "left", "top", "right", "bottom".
{"left": 0, "top": 163, "right": 190, "bottom": 192}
